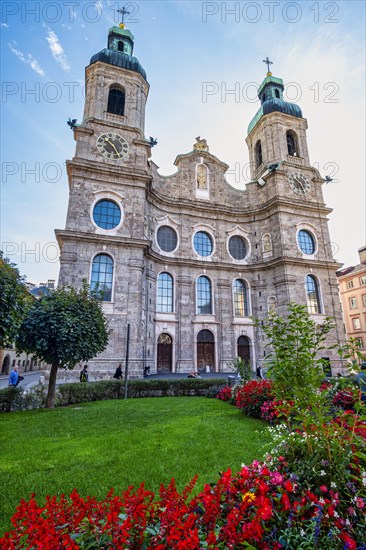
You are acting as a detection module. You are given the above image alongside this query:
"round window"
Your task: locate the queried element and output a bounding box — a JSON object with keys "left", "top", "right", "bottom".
{"left": 229, "top": 236, "right": 247, "bottom": 260}
{"left": 93, "top": 199, "right": 121, "bottom": 230}
{"left": 297, "top": 230, "right": 315, "bottom": 255}
{"left": 194, "top": 231, "right": 213, "bottom": 256}
{"left": 157, "top": 226, "right": 178, "bottom": 252}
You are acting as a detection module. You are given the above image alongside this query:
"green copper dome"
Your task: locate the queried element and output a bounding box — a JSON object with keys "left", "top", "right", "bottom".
{"left": 90, "top": 26, "right": 147, "bottom": 81}
{"left": 248, "top": 74, "right": 302, "bottom": 134}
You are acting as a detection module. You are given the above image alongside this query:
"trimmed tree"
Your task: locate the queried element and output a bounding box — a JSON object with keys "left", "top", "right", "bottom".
{"left": 16, "top": 283, "right": 109, "bottom": 408}
{"left": 0, "top": 252, "right": 31, "bottom": 348}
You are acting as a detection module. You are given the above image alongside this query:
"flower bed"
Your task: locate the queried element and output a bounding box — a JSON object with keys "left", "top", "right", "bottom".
{"left": 1, "top": 456, "right": 365, "bottom": 549}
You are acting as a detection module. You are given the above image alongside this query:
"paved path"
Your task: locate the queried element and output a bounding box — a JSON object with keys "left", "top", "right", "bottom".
{"left": 0, "top": 371, "right": 42, "bottom": 390}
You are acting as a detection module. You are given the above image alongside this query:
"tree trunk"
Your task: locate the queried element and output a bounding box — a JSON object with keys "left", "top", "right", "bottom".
{"left": 46, "top": 362, "right": 59, "bottom": 408}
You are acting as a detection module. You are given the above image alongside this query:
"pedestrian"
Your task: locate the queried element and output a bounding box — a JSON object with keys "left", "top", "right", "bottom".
{"left": 113, "top": 364, "right": 123, "bottom": 380}
{"left": 80, "top": 365, "right": 89, "bottom": 382}
{"left": 8, "top": 365, "right": 19, "bottom": 387}
{"left": 256, "top": 366, "right": 265, "bottom": 379}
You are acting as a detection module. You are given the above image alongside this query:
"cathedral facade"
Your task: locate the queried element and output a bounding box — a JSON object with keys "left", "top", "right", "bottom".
{"left": 56, "top": 25, "right": 344, "bottom": 377}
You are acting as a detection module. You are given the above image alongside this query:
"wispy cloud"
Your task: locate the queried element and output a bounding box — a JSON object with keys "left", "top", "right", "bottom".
{"left": 1, "top": 22, "right": 9, "bottom": 28}
{"left": 8, "top": 42, "right": 45, "bottom": 77}
{"left": 46, "top": 30, "right": 70, "bottom": 71}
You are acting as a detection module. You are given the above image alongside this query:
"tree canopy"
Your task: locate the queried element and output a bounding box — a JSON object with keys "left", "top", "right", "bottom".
{"left": 0, "top": 252, "right": 31, "bottom": 348}
{"left": 16, "top": 283, "right": 109, "bottom": 407}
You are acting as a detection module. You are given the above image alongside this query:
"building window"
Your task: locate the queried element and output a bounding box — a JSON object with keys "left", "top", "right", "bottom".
{"left": 233, "top": 279, "right": 249, "bottom": 316}
{"left": 306, "top": 274, "right": 321, "bottom": 314}
{"left": 297, "top": 230, "right": 315, "bottom": 255}
{"left": 355, "top": 337, "right": 364, "bottom": 349}
{"left": 360, "top": 276, "right": 366, "bottom": 286}
{"left": 91, "top": 254, "right": 114, "bottom": 301}
{"left": 196, "top": 276, "right": 212, "bottom": 314}
{"left": 194, "top": 231, "right": 213, "bottom": 257}
{"left": 228, "top": 236, "right": 247, "bottom": 260}
{"left": 107, "top": 87, "right": 125, "bottom": 116}
{"left": 286, "top": 130, "right": 298, "bottom": 156}
{"left": 353, "top": 318, "right": 361, "bottom": 330}
{"left": 275, "top": 89, "right": 280, "bottom": 98}
{"left": 255, "top": 140, "right": 262, "bottom": 168}
{"left": 363, "top": 295, "right": 366, "bottom": 307}
{"left": 347, "top": 280, "right": 354, "bottom": 289}
{"left": 93, "top": 199, "right": 121, "bottom": 229}
{"left": 117, "top": 41, "right": 124, "bottom": 52}
{"left": 157, "top": 226, "right": 178, "bottom": 253}
{"left": 349, "top": 297, "right": 357, "bottom": 309}
{"left": 157, "top": 272, "right": 174, "bottom": 313}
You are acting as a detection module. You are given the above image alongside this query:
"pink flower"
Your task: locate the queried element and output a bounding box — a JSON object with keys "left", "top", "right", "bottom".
{"left": 320, "top": 485, "right": 328, "bottom": 493}
{"left": 355, "top": 497, "right": 364, "bottom": 509}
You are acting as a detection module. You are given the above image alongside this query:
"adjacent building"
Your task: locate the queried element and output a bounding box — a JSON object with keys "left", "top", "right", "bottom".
{"left": 56, "top": 24, "right": 344, "bottom": 378}
{"left": 337, "top": 246, "right": 366, "bottom": 352}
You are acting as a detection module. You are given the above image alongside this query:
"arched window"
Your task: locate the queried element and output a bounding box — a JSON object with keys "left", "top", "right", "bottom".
{"left": 286, "top": 131, "right": 298, "bottom": 156}
{"left": 262, "top": 93, "right": 266, "bottom": 102}
{"left": 117, "top": 41, "right": 124, "bottom": 52}
{"left": 233, "top": 279, "right": 249, "bottom": 317}
{"left": 107, "top": 86, "right": 125, "bottom": 116}
{"left": 91, "top": 254, "right": 114, "bottom": 301}
{"left": 196, "top": 276, "right": 212, "bottom": 314}
{"left": 306, "top": 275, "right": 321, "bottom": 314}
{"left": 157, "top": 272, "right": 174, "bottom": 313}
{"left": 275, "top": 89, "right": 280, "bottom": 98}
{"left": 255, "top": 140, "right": 262, "bottom": 168}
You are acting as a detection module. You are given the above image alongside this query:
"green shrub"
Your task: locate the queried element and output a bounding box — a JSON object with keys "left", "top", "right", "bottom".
{"left": 0, "top": 378, "right": 227, "bottom": 411}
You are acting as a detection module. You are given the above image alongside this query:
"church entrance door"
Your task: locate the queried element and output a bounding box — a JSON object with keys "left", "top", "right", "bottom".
{"left": 197, "top": 330, "right": 215, "bottom": 371}
{"left": 237, "top": 335, "right": 250, "bottom": 363}
{"left": 157, "top": 333, "right": 173, "bottom": 373}
{"left": 1, "top": 354, "right": 10, "bottom": 375}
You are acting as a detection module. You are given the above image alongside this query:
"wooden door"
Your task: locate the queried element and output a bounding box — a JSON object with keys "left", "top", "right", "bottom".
{"left": 157, "top": 333, "right": 173, "bottom": 373}
{"left": 197, "top": 330, "right": 215, "bottom": 371}
{"left": 237, "top": 336, "right": 250, "bottom": 363}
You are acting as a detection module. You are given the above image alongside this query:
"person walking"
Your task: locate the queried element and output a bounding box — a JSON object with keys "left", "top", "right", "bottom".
{"left": 80, "top": 365, "right": 89, "bottom": 382}
{"left": 113, "top": 364, "right": 123, "bottom": 380}
{"left": 8, "top": 365, "right": 19, "bottom": 387}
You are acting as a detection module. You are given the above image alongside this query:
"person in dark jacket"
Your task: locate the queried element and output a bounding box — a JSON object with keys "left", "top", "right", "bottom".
{"left": 80, "top": 365, "right": 89, "bottom": 382}
{"left": 114, "top": 364, "right": 123, "bottom": 380}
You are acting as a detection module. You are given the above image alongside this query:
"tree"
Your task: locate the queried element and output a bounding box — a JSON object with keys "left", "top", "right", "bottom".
{"left": 16, "top": 283, "right": 109, "bottom": 408}
{"left": 0, "top": 252, "right": 31, "bottom": 348}
{"left": 256, "top": 302, "right": 335, "bottom": 405}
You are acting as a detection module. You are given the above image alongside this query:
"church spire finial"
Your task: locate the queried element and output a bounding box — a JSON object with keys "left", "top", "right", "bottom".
{"left": 262, "top": 56, "right": 273, "bottom": 76}
{"left": 117, "top": 6, "right": 130, "bottom": 29}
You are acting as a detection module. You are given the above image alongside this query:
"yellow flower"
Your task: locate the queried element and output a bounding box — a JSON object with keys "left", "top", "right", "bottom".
{"left": 242, "top": 492, "right": 256, "bottom": 503}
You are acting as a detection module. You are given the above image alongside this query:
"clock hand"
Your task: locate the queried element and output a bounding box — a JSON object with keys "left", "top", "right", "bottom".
{"left": 105, "top": 137, "right": 120, "bottom": 157}
{"left": 293, "top": 176, "right": 305, "bottom": 190}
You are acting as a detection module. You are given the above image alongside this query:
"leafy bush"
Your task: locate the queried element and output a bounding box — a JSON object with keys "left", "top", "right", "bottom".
{"left": 0, "top": 385, "right": 47, "bottom": 412}
{"left": 235, "top": 380, "right": 274, "bottom": 418}
{"left": 216, "top": 385, "right": 233, "bottom": 402}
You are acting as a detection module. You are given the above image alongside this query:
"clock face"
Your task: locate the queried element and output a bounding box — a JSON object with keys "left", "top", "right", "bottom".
{"left": 288, "top": 172, "right": 311, "bottom": 195}
{"left": 96, "top": 132, "right": 129, "bottom": 160}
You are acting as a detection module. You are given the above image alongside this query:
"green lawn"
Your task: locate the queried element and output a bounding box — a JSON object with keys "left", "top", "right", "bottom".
{"left": 0, "top": 397, "right": 268, "bottom": 535}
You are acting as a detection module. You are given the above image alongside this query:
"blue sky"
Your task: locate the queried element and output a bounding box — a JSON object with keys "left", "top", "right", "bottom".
{"left": 1, "top": 0, "right": 365, "bottom": 284}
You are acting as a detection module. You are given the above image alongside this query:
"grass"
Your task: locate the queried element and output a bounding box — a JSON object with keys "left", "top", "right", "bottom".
{"left": 0, "top": 397, "right": 269, "bottom": 535}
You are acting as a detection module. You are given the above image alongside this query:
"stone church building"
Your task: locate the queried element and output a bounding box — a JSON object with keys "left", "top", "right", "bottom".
{"left": 56, "top": 25, "right": 344, "bottom": 377}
